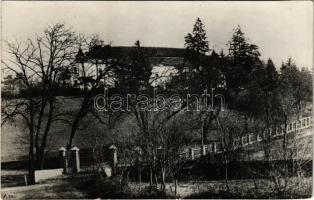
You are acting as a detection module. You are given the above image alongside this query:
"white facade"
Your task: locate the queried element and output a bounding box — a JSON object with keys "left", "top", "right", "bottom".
{"left": 150, "top": 64, "right": 178, "bottom": 88}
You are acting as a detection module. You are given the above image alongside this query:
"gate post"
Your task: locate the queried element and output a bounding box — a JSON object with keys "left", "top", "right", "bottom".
{"left": 213, "top": 142, "right": 217, "bottom": 153}
{"left": 58, "top": 147, "right": 68, "bottom": 174}
{"left": 201, "top": 145, "right": 206, "bottom": 156}
{"left": 248, "top": 134, "right": 252, "bottom": 144}
{"left": 189, "top": 147, "right": 195, "bottom": 160}
{"left": 109, "top": 145, "right": 117, "bottom": 175}
{"left": 70, "top": 146, "right": 80, "bottom": 173}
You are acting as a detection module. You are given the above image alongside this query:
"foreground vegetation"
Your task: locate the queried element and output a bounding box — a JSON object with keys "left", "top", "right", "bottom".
{"left": 70, "top": 172, "right": 312, "bottom": 199}
{"left": 2, "top": 171, "right": 311, "bottom": 199}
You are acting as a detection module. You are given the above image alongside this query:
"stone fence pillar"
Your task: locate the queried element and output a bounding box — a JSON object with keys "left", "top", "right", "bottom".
{"left": 109, "top": 145, "right": 117, "bottom": 175}
{"left": 248, "top": 134, "right": 252, "bottom": 144}
{"left": 213, "top": 142, "right": 217, "bottom": 153}
{"left": 201, "top": 145, "right": 206, "bottom": 156}
{"left": 58, "top": 147, "right": 68, "bottom": 174}
{"left": 189, "top": 147, "right": 195, "bottom": 160}
{"left": 241, "top": 136, "right": 248, "bottom": 146}
{"left": 70, "top": 146, "right": 80, "bottom": 173}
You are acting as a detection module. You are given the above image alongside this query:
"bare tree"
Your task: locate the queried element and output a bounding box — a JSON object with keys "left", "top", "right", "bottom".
{"left": 2, "top": 23, "right": 78, "bottom": 183}
{"left": 214, "top": 111, "right": 244, "bottom": 191}
{"left": 154, "top": 114, "right": 194, "bottom": 196}
{"left": 65, "top": 35, "right": 121, "bottom": 150}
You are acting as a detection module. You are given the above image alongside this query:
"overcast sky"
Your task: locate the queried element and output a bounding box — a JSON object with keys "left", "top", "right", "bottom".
{"left": 2, "top": 1, "right": 313, "bottom": 69}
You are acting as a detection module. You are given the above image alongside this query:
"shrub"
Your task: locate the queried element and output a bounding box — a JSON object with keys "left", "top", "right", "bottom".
{"left": 134, "top": 186, "right": 175, "bottom": 199}
{"left": 83, "top": 172, "right": 132, "bottom": 199}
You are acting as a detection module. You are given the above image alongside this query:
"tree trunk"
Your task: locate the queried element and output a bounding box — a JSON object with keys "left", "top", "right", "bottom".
{"left": 37, "top": 99, "right": 55, "bottom": 170}
{"left": 174, "top": 178, "right": 177, "bottom": 197}
{"left": 35, "top": 146, "right": 41, "bottom": 169}
{"left": 224, "top": 154, "right": 229, "bottom": 191}
{"left": 96, "top": 61, "right": 99, "bottom": 80}
{"left": 149, "top": 166, "right": 153, "bottom": 191}
{"left": 82, "top": 63, "right": 87, "bottom": 91}
{"left": 37, "top": 154, "right": 45, "bottom": 170}
{"left": 28, "top": 131, "right": 36, "bottom": 185}
{"left": 139, "top": 168, "right": 142, "bottom": 192}
{"left": 154, "top": 169, "right": 158, "bottom": 189}
{"left": 67, "top": 116, "right": 81, "bottom": 150}
{"left": 67, "top": 99, "right": 92, "bottom": 150}
{"left": 28, "top": 158, "right": 36, "bottom": 185}
{"left": 161, "top": 167, "right": 166, "bottom": 196}
{"left": 126, "top": 171, "right": 130, "bottom": 186}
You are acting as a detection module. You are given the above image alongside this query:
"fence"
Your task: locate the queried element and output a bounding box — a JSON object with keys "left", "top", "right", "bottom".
{"left": 54, "top": 116, "right": 312, "bottom": 175}
{"left": 58, "top": 145, "right": 116, "bottom": 175}
{"left": 184, "top": 116, "right": 313, "bottom": 158}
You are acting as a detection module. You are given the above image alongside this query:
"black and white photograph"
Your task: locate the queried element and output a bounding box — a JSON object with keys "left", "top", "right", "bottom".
{"left": 1, "top": 1, "right": 313, "bottom": 199}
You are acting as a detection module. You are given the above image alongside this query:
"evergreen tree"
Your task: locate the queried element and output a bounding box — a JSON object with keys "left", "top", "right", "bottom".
{"left": 184, "top": 17, "right": 209, "bottom": 55}
{"left": 115, "top": 40, "right": 154, "bottom": 93}
{"left": 181, "top": 17, "right": 211, "bottom": 90}
{"left": 171, "top": 17, "right": 228, "bottom": 92}
{"left": 265, "top": 58, "right": 278, "bottom": 91}
{"left": 279, "top": 58, "right": 312, "bottom": 115}
{"left": 226, "top": 25, "right": 261, "bottom": 92}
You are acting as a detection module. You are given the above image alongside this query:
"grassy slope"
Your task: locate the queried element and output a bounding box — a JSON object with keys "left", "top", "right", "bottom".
{"left": 1, "top": 97, "right": 138, "bottom": 162}
{"left": 2, "top": 96, "right": 313, "bottom": 163}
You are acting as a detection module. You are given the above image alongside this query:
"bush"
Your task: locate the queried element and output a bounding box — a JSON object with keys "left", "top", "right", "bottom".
{"left": 71, "top": 172, "right": 177, "bottom": 199}
{"left": 83, "top": 172, "right": 132, "bottom": 199}
{"left": 185, "top": 191, "right": 240, "bottom": 199}
{"left": 134, "top": 187, "right": 175, "bottom": 199}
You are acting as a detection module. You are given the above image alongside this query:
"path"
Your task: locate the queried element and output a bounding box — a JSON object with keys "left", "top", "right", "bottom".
{"left": 1, "top": 173, "right": 89, "bottom": 199}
